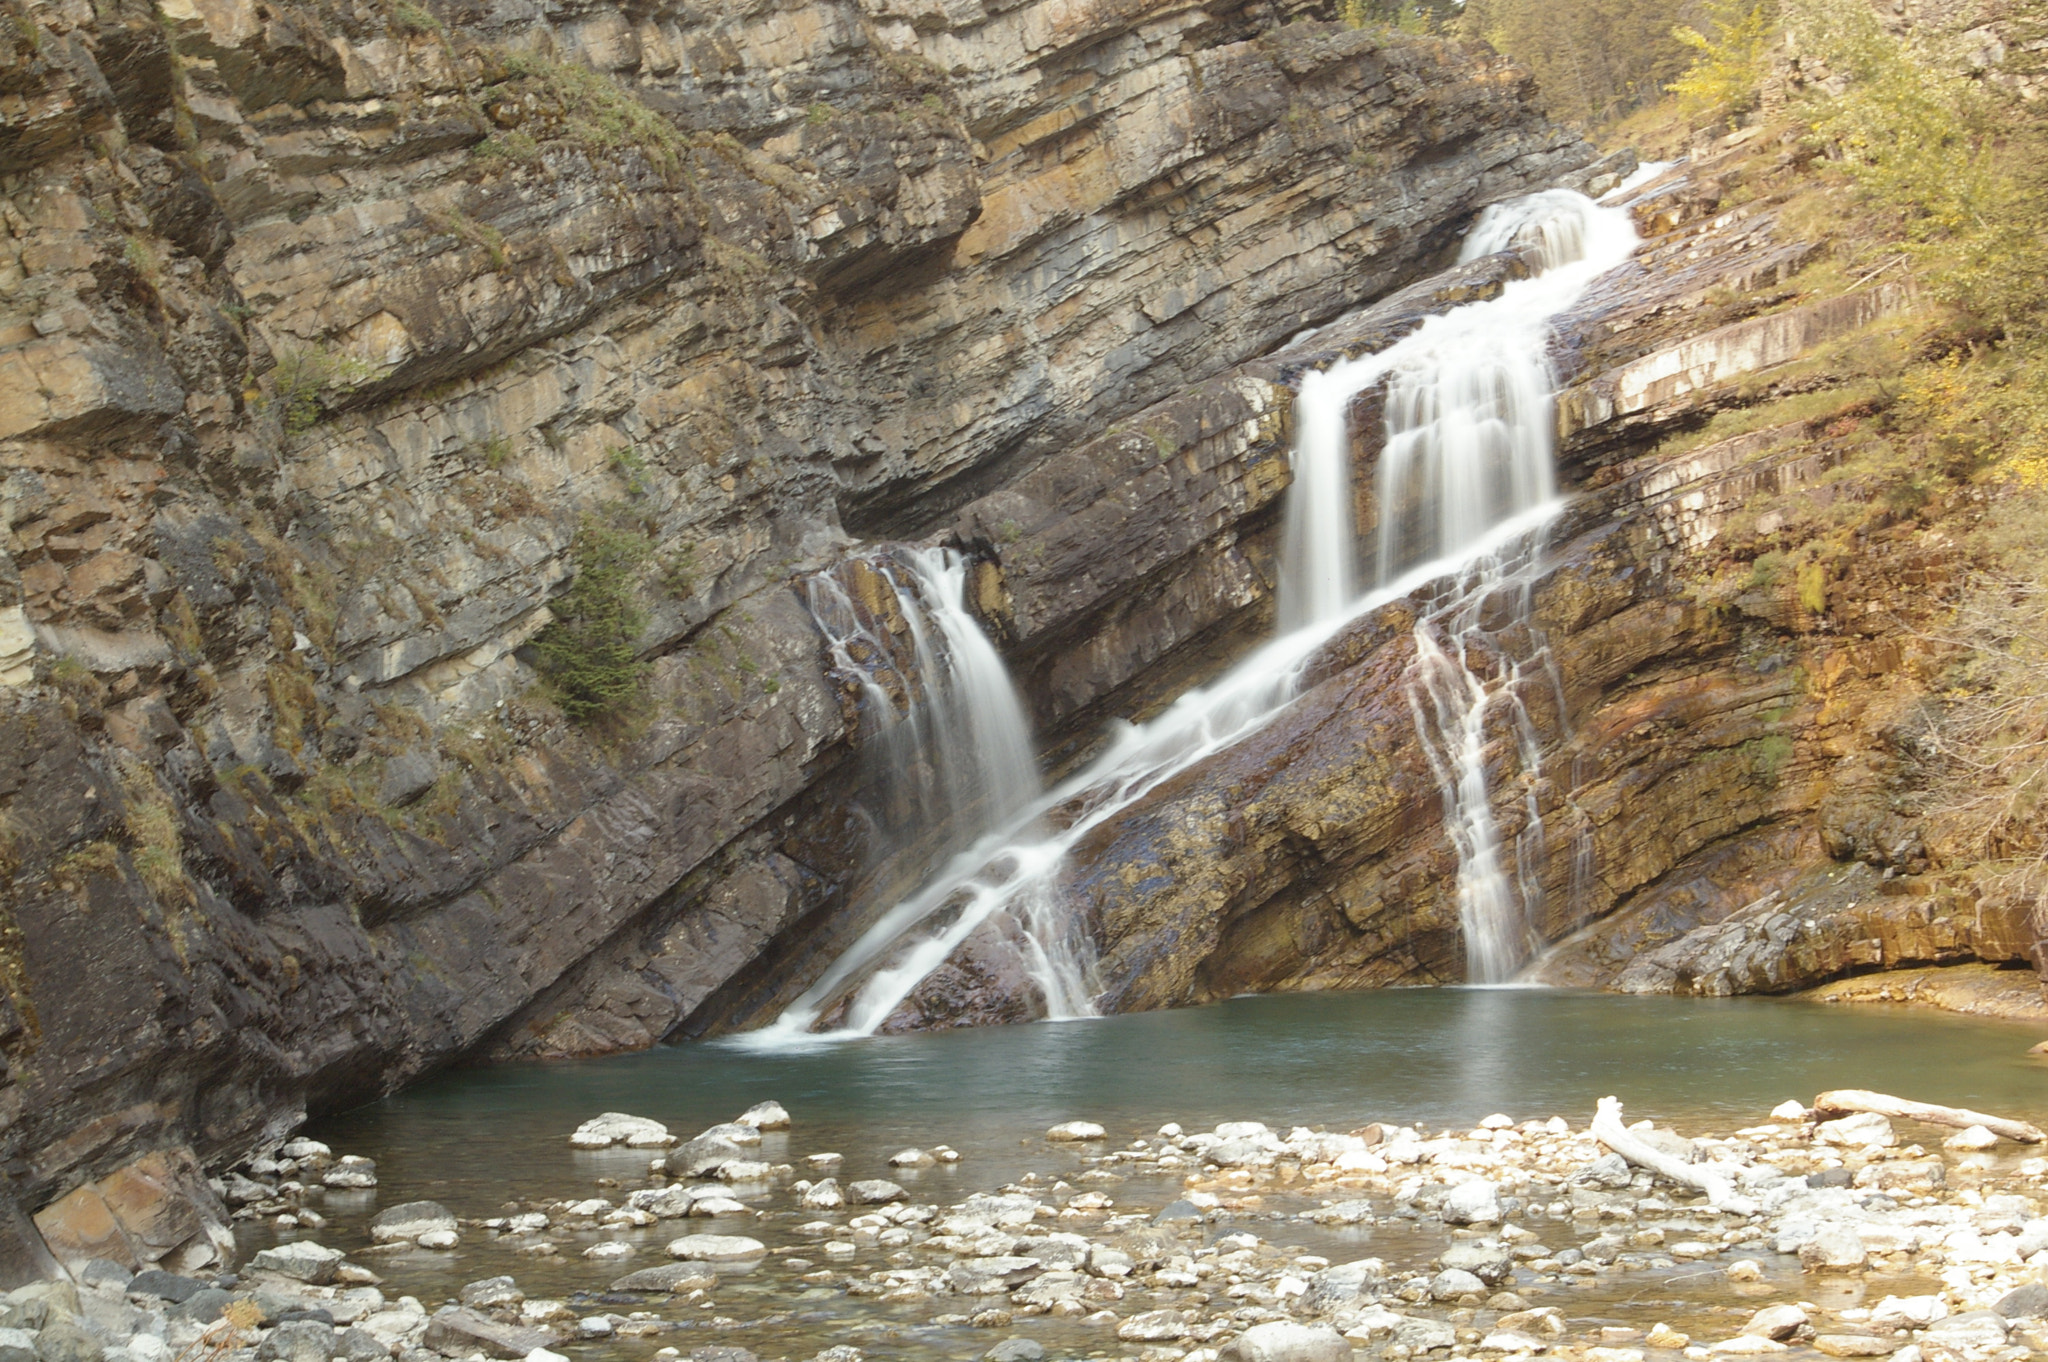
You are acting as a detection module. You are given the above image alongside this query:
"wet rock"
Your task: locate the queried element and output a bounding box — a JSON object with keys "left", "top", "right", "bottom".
{"left": 421, "top": 1308, "right": 554, "bottom": 1360}
{"left": 889, "top": 1150, "right": 935, "bottom": 1168}
{"left": 1870, "top": 1298, "right": 1946, "bottom": 1328}
{"left": 687, "top": 1350, "right": 756, "bottom": 1362}
{"left": 609, "top": 1265, "right": 717, "bottom": 1293}
{"left": 1481, "top": 1332, "right": 1551, "bottom": 1355}
{"left": 1944, "top": 1125, "right": 1998, "bottom": 1150}
{"left": 845, "top": 1181, "right": 904, "bottom": 1206}
{"left": 983, "top": 1342, "right": 1043, "bottom": 1362}
{"left": 696, "top": 1124, "right": 763, "bottom": 1149}
{"left": 1046, "top": 1122, "right": 1106, "bottom": 1142}
{"left": 248, "top": 1242, "right": 344, "bottom": 1285}
{"left": 570, "top": 1115, "right": 675, "bottom": 1150}
{"left": 369, "top": 1203, "right": 458, "bottom": 1244}
{"left": 460, "top": 1278, "right": 523, "bottom": 1310}
{"left": 799, "top": 1181, "right": 844, "bottom": 1211}
{"left": 735, "top": 1103, "right": 789, "bottom": 1131}
{"left": 255, "top": 1320, "right": 337, "bottom": 1362}
{"left": 664, "top": 1235, "right": 765, "bottom": 1263}
{"left": 1236, "top": 1322, "right": 1350, "bottom": 1362}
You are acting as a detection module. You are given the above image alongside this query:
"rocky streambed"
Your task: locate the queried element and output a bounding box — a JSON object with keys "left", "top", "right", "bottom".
{"left": 19, "top": 1049, "right": 2048, "bottom": 1362}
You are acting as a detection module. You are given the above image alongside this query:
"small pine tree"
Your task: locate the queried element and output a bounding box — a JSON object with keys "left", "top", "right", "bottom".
{"left": 532, "top": 519, "right": 653, "bottom": 722}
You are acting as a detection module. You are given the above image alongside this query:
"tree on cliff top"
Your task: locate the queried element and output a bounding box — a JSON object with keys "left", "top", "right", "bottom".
{"left": 1456, "top": 0, "right": 1705, "bottom": 126}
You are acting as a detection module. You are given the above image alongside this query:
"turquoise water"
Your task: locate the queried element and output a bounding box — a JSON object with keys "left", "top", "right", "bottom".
{"left": 318, "top": 987, "right": 2048, "bottom": 1211}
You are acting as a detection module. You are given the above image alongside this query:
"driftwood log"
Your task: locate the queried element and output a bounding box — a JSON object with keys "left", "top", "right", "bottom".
{"left": 1812, "top": 1089, "right": 2047, "bottom": 1144}
{"left": 1590, "top": 1096, "right": 1756, "bottom": 1214}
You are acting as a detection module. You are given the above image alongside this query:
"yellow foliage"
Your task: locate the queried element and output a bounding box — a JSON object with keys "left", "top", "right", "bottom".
{"left": 1667, "top": 1, "right": 1776, "bottom": 121}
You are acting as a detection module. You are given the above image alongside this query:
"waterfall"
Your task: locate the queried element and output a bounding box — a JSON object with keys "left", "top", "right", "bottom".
{"left": 757, "top": 185, "right": 1641, "bottom": 1042}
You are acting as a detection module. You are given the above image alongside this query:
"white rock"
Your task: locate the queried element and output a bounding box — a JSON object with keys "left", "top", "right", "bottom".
{"left": 689, "top": 1197, "right": 750, "bottom": 1217}
{"left": 736, "top": 1101, "right": 791, "bottom": 1130}
{"left": 525, "top": 1350, "right": 569, "bottom": 1362}
{"left": 888, "top": 1149, "right": 936, "bottom": 1168}
{"left": 569, "top": 1113, "right": 674, "bottom": 1149}
{"left": 1870, "top": 1296, "right": 1948, "bottom": 1327}
{"left": 1769, "top": 1101, "right": 1808, "bottom": 1122}
{"left": 1480, "top": 1114, "right": 1516, "bottom": 1130}
{"left": 281, "top": 1139, "right": 332, "bottom": 1160}
{"left": 1815, "top": 1113, "right": 1895, "bottom": 1149}
{"left": 415, "top": 1229, "right": 460, "bottom": 1250}
{"left": 1442, "top": 1180, "right": 1502, "bottom": 1225}
{"left": 1047, "top": 1121, "right": 1106, "bottom": 1142}
{"left": 666, "top": 1234, "right": 766, "bottom": 1261}
{"left": 1235, "top": 1320, "right": 1350, "bottom": 1361}
{"left": 1708, "top": 1338, "right": 1786, "bottom": 1354}
{"left": 1943, "top": 1125, "right": 1999, "bottom": 1150}
{"left": 583, "top": 1242, "right": 633, "bottom": 1260}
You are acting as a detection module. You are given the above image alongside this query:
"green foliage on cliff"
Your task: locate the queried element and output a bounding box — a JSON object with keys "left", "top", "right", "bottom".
{"left": 532, "top": 520, "right": 653, "bottom": 722}
{"left": 1667, "top": 0, "right": 1776, "bottom": 120}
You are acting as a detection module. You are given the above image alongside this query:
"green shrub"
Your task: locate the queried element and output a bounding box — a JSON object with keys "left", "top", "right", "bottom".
{"left": 532, "top": 520, "right": 653, "bottom": 721}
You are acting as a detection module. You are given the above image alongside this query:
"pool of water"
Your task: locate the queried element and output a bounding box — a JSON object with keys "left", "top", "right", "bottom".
{"left": 300, "top": 988, "right": 2048, "bottom": 1360}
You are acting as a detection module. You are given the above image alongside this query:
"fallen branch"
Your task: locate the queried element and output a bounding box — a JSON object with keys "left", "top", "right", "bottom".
{"left": 1812, "top": 1089, "right": 2046, "bottom": 1144}
{"left": 1591, "top": 1097, "right": 1757, "bottom": 1214}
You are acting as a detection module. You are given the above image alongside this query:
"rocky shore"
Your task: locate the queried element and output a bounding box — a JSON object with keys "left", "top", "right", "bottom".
{"left": 15, "top": 1090, "right": 2048, "bottom": 1362}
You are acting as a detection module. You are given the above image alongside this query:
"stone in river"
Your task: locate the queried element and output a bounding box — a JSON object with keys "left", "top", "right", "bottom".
{"left": 459, "top": 1279, "right": 523, "bottom": 1309}
{"left": 1769, "top": 1101, "right": 1808, "bottom": 1121}
{"left": 671, "top": 1136, "right": 749, "bottom": 1178}
{"left": 582, "top": 1242, "right": 633, "bottom": 1260}
{"left": 1441, "top": 1180, "right": 1501, "bottom": 1225}
{"left": 422, "top": 1308, "right": 555, "bottom": 1359}
{"left": 845, "top": 1180, "right": 905, "bottom": 1205}
{"left": 1480, "top": 1333, "right": 1549, "bottom": 1355}
{"left": 1391, "top": 1316, "right": 1457, "bottom": 1351}
{"left": 666, "top": 1235, "right": 766, "bottom": 1262}
{"left": 1798, "top": 1229, "right": 1867, "bottom": 1271}
{"left": 1431, "top": 1268, "right": 1486, "bottom": 1300}
{"left": 610, "top": 1264, "right": 718, "bottom": 1293}
{"left": 1943, "top": 1125, "right": 1998, "bottom": 1151}
{"left": 569, "top": 1114, "right": 675, "bottom": 1149}
{"left": 688, "top": 1197, "right": 750, "bottom": 1217}
{"left": 1440, "top": 1241, "right": 1513, "bottom": 1284}
{"left": 984, "top": 1340, "right": 1044, "bottom": 1362}
{"left": 712, "top": 1160, "right": 772, "bottom": 1183}
{"left": 255, "top": 1321, "right": 337, "bottom": 1362}
{"left": 1871, "top": 1297, "right": 1946, "bottom": 1327}
{"left": 1306, "top": 1200, "right": 1372, "bottom": 1225}
{"left": 249, "top": 1242, "right": 345, "bottom": 1285}
{"left": 947, "top": 1258, "right": 1043, "bottom": 1294}
{"left": 1116, "top": 1310, "right": 1189, "bottom": 1342}
{"left": 799, "top": 1180, "right": 844, "bottom": 1210}
{"left": 1996, "top": 1284, "right": 2048, "bottom": 1320}
{"left": 1813, "top": 1338, "right": 1902, "bottom": 1356}
{"left": 687, "top": 1350, "right": 757, "bottom": 1362}
{"left": 322, "top": 1158, "right": 378, "bottom": 1189}
{"left": 1236, "top": 1321, "right": 1350, "bottom": 1362}
{"left": 281, "top": 1139, "right": 331, "bottom": 1161}
{"left": 1743, "top": 1305, "right": 1807, "bottom": 1340}
{"left": 372, "top": 1204, "right": 457, "bottom": 1243}
{"left": 1046, "top": 1121, "right": 1106, "bottom": 1142}
{"left": 888, "top": 1149, "right": 935, "bottom": 1168}
{"left": 736, "top": 1101, "right": 790, "bottom": 1130}
{"left": 416, "top": 1229, "right": 460, "bottom": 1250}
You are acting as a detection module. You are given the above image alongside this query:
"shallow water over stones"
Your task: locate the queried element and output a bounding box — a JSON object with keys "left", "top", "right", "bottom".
{"left": 278, "top": 990, "right": 2048, "bottom": 1362}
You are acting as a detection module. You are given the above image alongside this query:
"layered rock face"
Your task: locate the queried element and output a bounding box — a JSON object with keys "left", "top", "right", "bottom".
{"left": 0, "top": 0, "right": 1593, "bottom": 1247}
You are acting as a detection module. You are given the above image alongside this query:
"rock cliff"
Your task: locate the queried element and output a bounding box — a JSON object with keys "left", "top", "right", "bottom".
{"left": 0, "top": 0, "right": 1596, "bottom": 1263}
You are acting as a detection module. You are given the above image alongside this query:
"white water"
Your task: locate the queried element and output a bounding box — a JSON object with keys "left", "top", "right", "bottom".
{"left": 761, "top": 186, "right": 1641, "bottom": 1041}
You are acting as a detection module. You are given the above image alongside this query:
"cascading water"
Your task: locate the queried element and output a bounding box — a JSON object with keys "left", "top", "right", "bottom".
{"left": 1280, "top": 188, "right": 1641, "bottom": 982}
{"left": 759, "top": 185, "right": 1641, "bottom": 1042}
